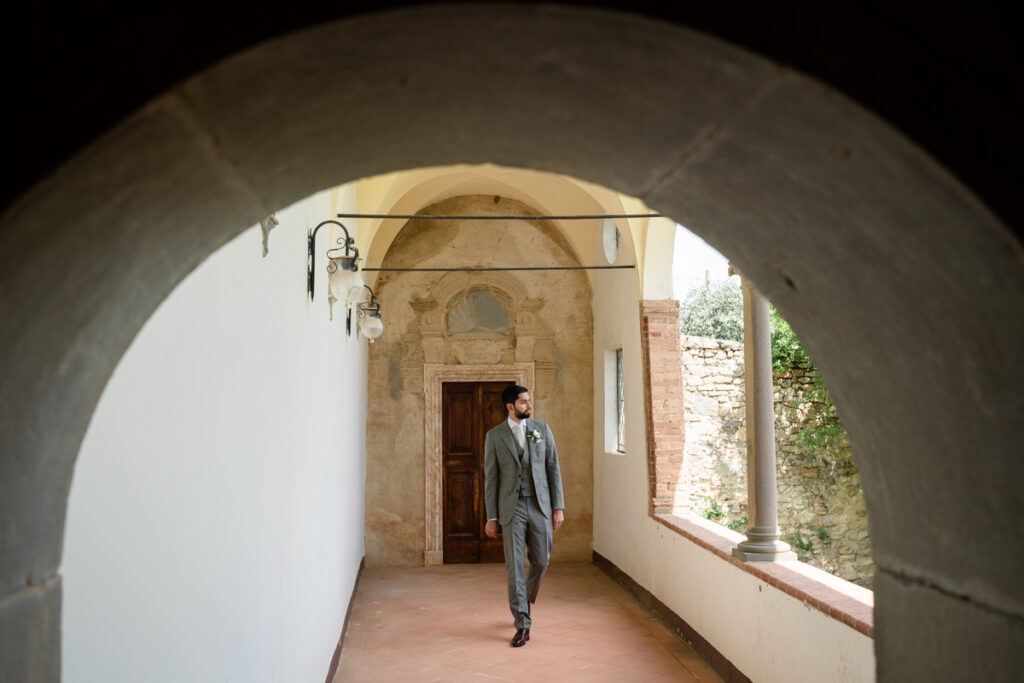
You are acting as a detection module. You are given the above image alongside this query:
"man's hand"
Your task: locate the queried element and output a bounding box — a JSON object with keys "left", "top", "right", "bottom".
{"left": 485, "top": 520, "right": 499, "bottom": 539}
{"left": 552, "top": 509, "right": 565, "bottom": 533}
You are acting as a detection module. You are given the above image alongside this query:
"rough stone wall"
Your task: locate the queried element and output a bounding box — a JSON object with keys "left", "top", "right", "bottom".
{"left": 681, "top": 335, "right": 874, "bottom": 587}
{"left": 364, "top": 195, "right": 594, "bottom": 566}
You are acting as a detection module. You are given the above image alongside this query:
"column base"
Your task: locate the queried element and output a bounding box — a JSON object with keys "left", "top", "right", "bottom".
{"left": 732, "top": 537, "right": 797, "bottom": 562}
{"left": 732, "top": 546, "right": 798, "bottom": 562}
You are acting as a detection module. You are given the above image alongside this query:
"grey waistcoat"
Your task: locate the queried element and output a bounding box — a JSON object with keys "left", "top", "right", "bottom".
{"left": 516, "top": 437, "right": 536, "bottom": 496}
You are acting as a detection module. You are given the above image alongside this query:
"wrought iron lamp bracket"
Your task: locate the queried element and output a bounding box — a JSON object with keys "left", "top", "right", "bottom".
{"left": 357, "top": 284, "right": 381, "bottom": 316}
{"left": 307, "top": 219, "right": 359, "bottom": 300}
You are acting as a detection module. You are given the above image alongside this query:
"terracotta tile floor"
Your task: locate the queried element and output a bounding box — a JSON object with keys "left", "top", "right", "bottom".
{"left": 334, "top": 563, "right": 722, "bottom": 682}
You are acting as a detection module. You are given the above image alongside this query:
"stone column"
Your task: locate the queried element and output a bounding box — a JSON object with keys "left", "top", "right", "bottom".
{"left": 732, "top": 271, "right": 796, "bottom": 561}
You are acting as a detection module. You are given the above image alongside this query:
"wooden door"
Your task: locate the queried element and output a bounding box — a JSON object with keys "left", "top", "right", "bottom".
{"left": 442, "top": 381, "right": 508, "bottom": 563}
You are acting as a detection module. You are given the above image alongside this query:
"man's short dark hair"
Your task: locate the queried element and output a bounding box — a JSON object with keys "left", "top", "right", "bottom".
{"left": 502, "top": 384, "right": 529, "bottom": 408}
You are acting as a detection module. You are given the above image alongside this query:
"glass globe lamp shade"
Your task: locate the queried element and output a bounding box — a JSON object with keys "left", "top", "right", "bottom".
{"left": 345, "top": 283, "right": 367, "bottom": 304}
{"left": 328, "top": 257, "right": 363, "bottom": 304}
{"left": 359, "top": 314, "right": 384, "bottom": 340}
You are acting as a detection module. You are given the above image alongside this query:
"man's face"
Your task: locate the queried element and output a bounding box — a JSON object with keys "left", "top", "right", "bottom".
{"left": 509, "top": 392, "right": 532, "bottom": 420}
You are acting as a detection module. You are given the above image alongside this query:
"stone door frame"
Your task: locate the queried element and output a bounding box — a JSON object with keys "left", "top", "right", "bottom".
{"left": 423, "top": 363, "right": 534, "bottom": 565}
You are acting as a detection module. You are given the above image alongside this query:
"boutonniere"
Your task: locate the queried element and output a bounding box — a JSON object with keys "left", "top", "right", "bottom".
{"left": 528, "top": 428, "right": 542, "bottom": 443}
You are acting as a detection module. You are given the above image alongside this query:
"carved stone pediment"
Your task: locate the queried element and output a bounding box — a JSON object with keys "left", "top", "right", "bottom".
{"left": 451, "top": 339, "right": 512, "bottom": 365}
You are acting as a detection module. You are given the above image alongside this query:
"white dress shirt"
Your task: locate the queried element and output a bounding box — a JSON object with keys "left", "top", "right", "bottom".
{"left": 508, "top": 416, "right": 527, "bottom": 450}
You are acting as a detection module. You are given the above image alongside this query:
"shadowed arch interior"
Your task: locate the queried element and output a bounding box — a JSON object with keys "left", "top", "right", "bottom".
{"left": 0, "top": 5, "right": 1021, "bottom": 681}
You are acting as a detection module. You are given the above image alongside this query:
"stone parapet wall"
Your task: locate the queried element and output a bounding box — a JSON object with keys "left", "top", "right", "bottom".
{"left": 681, "top": 335, "right": 874, "bottom": 587}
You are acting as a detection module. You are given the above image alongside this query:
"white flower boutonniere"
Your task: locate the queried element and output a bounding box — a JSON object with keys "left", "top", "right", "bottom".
{"left": 528, "top": 428, "right": 542, "bottom": 444}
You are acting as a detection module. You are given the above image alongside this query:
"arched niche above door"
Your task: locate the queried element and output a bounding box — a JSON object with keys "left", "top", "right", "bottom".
{"left": 446, "top": 289, "right": 511, "bottom": 336}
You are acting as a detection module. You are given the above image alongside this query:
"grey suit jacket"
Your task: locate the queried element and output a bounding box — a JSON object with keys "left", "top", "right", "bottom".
{"left": 484, "top": 419, "right": 565, "bottom": 526}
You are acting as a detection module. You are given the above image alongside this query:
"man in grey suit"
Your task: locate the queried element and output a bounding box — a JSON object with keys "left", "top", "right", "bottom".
{"left": 484, "top": 384, "right": 565, "bottom": 647}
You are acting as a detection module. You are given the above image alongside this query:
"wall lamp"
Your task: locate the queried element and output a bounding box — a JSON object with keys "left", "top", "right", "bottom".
{"left": 307, "top": 219, "right": 385, "bottom": 340}
{"left": 355, "top": 284, "right": 384, "bottom": 342}
{"left": 307, "top": 219, "right": 360, "bottom": 301}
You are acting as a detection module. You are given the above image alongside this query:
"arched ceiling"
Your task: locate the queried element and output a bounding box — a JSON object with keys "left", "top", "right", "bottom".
{"left": 348, "top": 165, "right": 674, "bottom": 296}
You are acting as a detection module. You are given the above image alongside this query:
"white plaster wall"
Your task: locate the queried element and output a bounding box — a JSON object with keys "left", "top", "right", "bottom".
{"left": 643, "top": 521, "right": 874, "bottom": 682}
{"left": 61, "top": 190, "right": 367, "bottom": 683}
{"left": 592, "top": 234, "right": 874, "bottom": 682}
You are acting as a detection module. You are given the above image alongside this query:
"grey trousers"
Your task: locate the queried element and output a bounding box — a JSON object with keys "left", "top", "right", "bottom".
{"left": 501, "top": 494, "right": 552, "bottom": 630}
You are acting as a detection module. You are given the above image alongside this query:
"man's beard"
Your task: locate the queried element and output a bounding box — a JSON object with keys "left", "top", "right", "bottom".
{"left": 515, "top": 408, "right": 531, "bottom": 420}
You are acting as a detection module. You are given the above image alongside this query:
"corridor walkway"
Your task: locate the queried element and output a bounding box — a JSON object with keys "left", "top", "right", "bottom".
{"left": 334, "top": 563, "right": 722, "bottom": 682}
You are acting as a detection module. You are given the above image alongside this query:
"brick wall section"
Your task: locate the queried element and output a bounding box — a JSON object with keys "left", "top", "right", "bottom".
{"left": 640, "top": 300, "right": 687, "bottom": 514}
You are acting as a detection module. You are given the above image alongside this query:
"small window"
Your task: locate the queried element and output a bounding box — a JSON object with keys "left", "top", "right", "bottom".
{"left": 605, "top": 347, "right": 626, "bottom": 454}
{"left": 616, "top": 348, "right": 625, "bottom": 453}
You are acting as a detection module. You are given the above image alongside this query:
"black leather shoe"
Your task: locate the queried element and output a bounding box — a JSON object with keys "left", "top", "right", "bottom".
{"left": 511, "top": 628, "right": 530, "bottom": 647}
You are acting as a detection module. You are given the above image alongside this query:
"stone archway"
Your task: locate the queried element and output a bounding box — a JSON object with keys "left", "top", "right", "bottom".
{"left": 362, "top": 195, "right": 595, "bottom": 566}
{"left": 1, "top": 5, "right": 1021, "bottom": 680}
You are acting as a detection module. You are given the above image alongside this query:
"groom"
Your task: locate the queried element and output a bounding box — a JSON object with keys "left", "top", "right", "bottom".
{"left": 484, "top": 384, "right": 565, "bottom": 647}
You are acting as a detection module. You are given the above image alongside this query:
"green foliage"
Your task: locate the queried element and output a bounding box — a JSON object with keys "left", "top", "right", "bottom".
{"left": 790, "top": 530, "right": 814, "bottom": 552}
{"left": 700, "top": 497, "right": 725, "bottom": 520}
{"left": 816, "top": 527, "right": 830, "bottom": 542}
{"left": 768, "top": 309, "right": 847, "bottom": 466}
{"left": 701, "top": 497, "right": 748, "bottom": 531}
{"left": 798, "top": 422, "right": 844, "bottom": 451}
{"left": 769, "top": 307, "right": 812, "bottom": 371}
{"left": 725, "top": 515, "right": 749, "bottom": 531}
{"left": 679, "top": 280, "right": 744, "bottom": 342}
{"left": 790, "top": 371, "right": 846, "bottom": 468}
{"left": 678, "top": 282, "right": 817, "bottom": 367}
